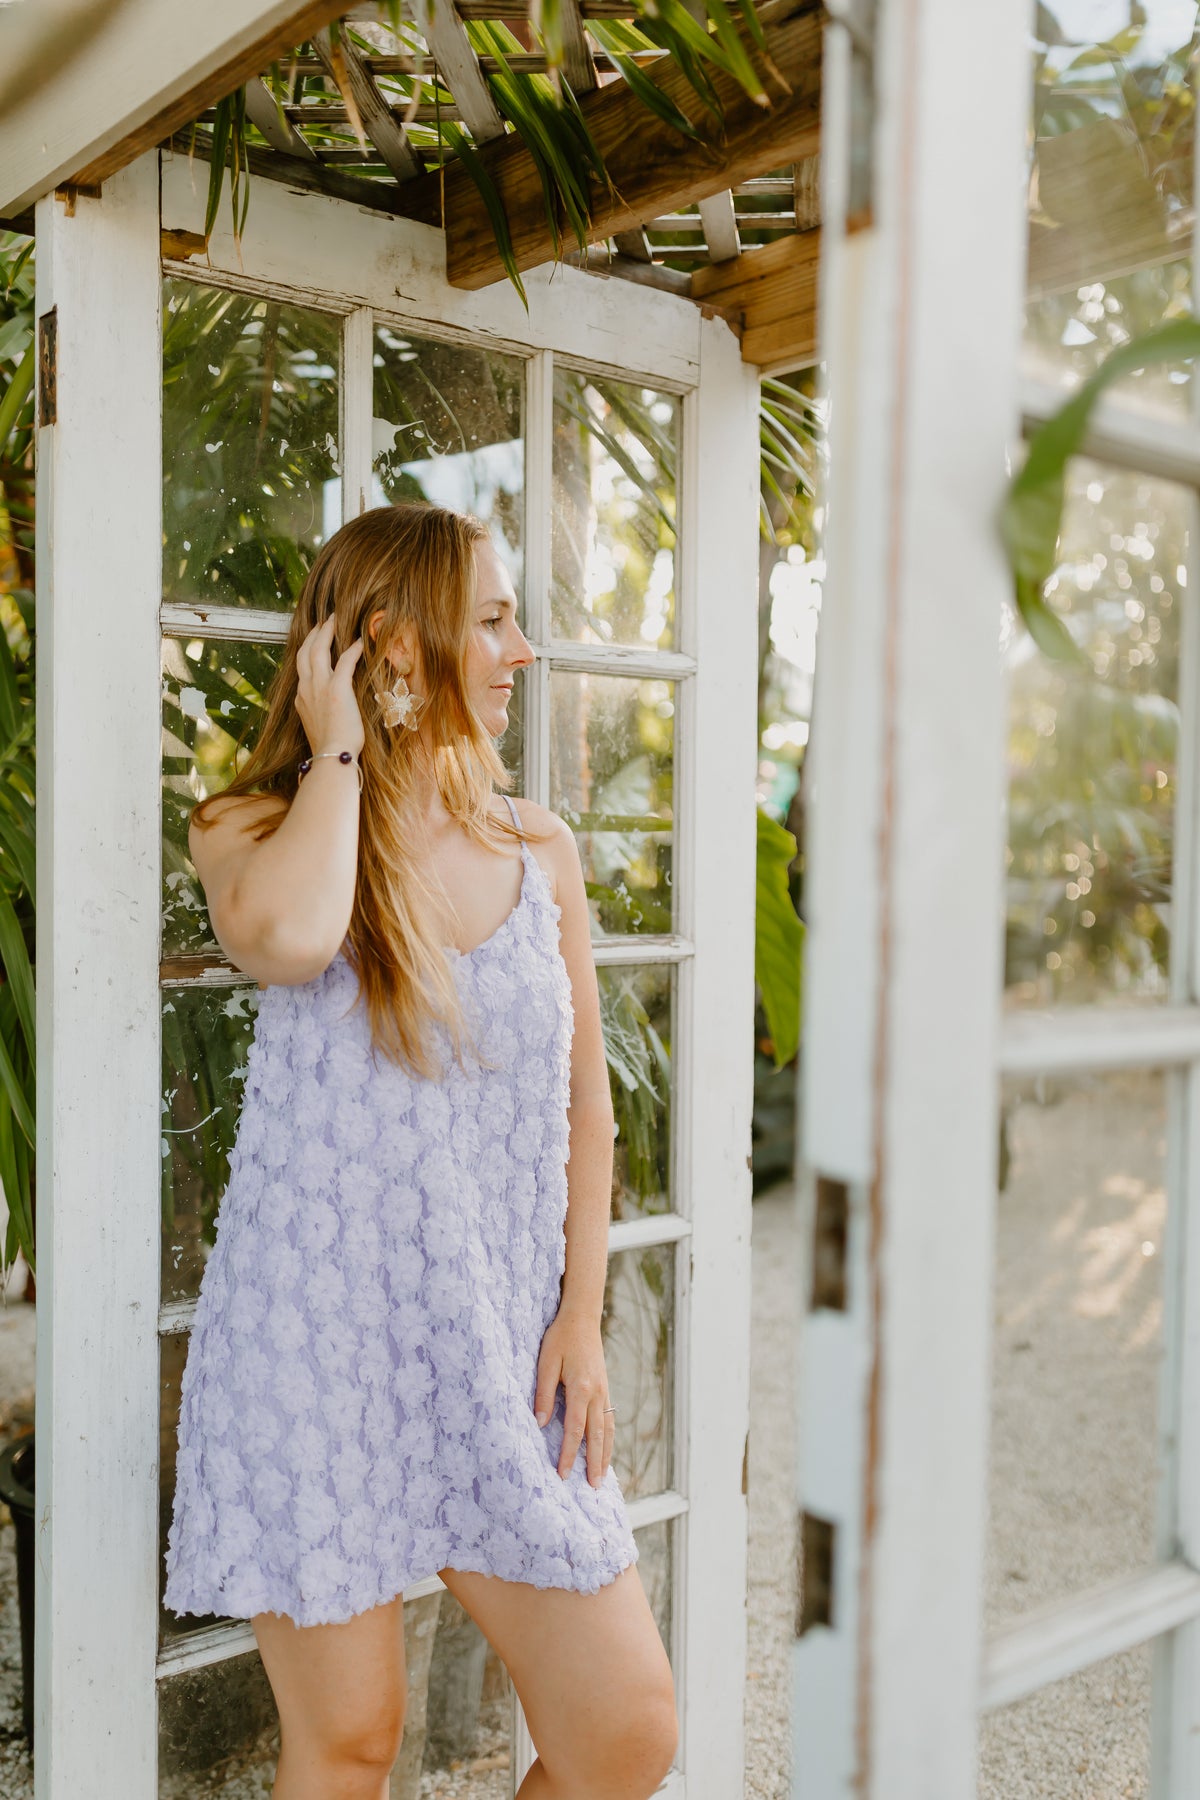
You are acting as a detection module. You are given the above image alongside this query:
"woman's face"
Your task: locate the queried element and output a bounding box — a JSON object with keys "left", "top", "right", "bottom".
{"left": 462, "top": 537, "right": 535, "bottom": 739}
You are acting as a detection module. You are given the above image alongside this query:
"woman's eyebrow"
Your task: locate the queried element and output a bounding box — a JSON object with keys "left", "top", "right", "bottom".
{"left": 478, "top": 594, "right": 515, "bottom": 610}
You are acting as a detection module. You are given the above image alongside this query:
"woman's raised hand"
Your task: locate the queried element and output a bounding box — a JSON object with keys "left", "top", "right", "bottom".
{"left": 294, "top": 614, "right": 366, "bottom": 758}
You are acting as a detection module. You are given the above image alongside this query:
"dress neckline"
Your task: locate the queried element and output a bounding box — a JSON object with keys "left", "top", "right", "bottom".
{"left": 443, "top": 837, "right": 530, "bottom": 962}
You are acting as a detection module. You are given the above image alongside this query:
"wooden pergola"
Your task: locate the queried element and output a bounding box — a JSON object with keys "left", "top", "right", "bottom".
{"left": 0, "top": 0, "right": 824, "bottom": 374}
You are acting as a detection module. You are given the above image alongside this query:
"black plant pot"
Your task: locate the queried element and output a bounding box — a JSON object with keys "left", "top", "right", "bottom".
{"left": 0, "top": 1431, "right": 34, "bottom": 1747}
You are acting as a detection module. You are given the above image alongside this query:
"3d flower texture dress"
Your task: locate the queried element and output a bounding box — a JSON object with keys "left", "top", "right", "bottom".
{"left": 164, "top": 794, "right": 639, "bottom": 1627}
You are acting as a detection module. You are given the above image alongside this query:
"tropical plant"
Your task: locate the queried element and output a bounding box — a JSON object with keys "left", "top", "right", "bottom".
{"left": 194, "top": 4, "right": 792, "bottom": 304}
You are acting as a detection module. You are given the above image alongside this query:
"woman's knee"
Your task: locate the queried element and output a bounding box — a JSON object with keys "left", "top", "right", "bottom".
{"left": 283, "top": 1677, "right": 407, "bottom": 1774}
{"left": 550, "top": 1679, "right": 679, "bottom": 1799}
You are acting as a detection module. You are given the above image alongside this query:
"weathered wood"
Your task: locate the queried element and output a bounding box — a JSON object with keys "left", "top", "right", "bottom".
{"left": 243, "top": 74, "right": 318, "bottom": 158}
{"left": 390, "top": 0, "right": 822, "bottom": 289}
{"left": 691, "top": 228, "right": 819, "bottom": 365}
{"left": 312, "top": 25, "right": 423, "bottom": 180}
{"left": 165, "top": 129, "right": 428, "bottom": 214}
{"left": 422, "top": 0, "right": 507, "bottom": 143}
{"left": 0, "top": 0, "right": 353, "bottom": 213}
{"left": 33, "top": 146, "right": 163, "bottom": 1800}
{"left": 698, "top": 190, "right": 741, "bottom": 262}
{"left": 560, "top": 0, "right": 600, "bottom": 93}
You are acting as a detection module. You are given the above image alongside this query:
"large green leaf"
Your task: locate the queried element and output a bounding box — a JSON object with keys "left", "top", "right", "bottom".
{"left": 1000, "top": 318, "right": 1200, "bottom": 660}
{"left": 755, "top": 805, "right": 802, "bottom": 1070}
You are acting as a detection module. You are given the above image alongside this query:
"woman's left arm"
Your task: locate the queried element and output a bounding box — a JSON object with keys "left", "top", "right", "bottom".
{"left": 530, "top": 813, "right": 617, "bottom": 1488}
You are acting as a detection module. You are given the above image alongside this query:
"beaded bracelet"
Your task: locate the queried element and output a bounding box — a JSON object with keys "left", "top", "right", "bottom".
{"left": 298, "top": 749, "right": 364, "bottom": 793}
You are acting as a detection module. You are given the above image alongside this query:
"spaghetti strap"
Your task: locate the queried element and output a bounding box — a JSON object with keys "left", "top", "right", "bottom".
{"left": 502, "top": 791, "right": 522, "bottom": 833}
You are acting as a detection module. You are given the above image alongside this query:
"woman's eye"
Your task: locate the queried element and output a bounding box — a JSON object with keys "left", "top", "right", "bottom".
{"left": 483, "top": 617, "right": 502, "bottom": 630}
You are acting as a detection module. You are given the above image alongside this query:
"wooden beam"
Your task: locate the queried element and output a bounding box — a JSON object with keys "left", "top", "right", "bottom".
{"left": 0, "top": 0, "right": 353, "bottom": 215}
{"left": 390, "top": 0, "right": 822, "bottom": 289}
{"left": 312, "top": 25, "right": 423, "bottom": 180}
{"left": 164, "top": 128, "right": 428, "bottom": 216}
{"left": 691, "top": 228, "right": 820, "bottom": 366}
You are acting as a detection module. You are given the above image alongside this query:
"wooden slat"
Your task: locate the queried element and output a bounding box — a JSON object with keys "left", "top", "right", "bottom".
{"left": 698, "top": 190, "right": 742, "bottom": 262}
{"left": 613, "top": 228, "right": 655, "bottom": 261}
{"left": 691, "top": 228, "right": 819, "bottom": 366}
{"left": 422, "top": 0, "right": 507, "bottom": 143}
{"left": 391, "top": 0, "right": 822, "bottom": 289}
{"left": 242, "top": 74, "right": 317, "bottom": 158}
{"left": 793, "top": 150, "right": 819, "bottom": 228}
{"left": 560, "top": 0, "right": 600, "bottom": 93}
{"left": 312, "top": 24, "right": 423, "bottom": 180}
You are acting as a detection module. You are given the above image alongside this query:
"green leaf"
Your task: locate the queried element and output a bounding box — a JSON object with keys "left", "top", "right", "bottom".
{"left": 0, "top": 1015, "right": 33, "bottom": 1145}
{"left": 0, "top": 887, "right": 33, "bottom": 1060}
{"left": 1000, "top": 318, "right": 1200, "bottom": 659}
{"left": 586, "top": 20, "right": 707, "bottom": 139}
{"left": 0, "top": 336, "right": 35, "bottom": 457}
{"left": 755, "top": 806, "right": 802, "bottom": 1070}
{"left": 439, "top": 122, "right": 528, "bottom": 308}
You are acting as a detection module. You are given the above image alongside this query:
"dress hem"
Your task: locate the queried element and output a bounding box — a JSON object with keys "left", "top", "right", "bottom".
{"left": 164, "top": 1538, "right": 641, "bottom": 1631}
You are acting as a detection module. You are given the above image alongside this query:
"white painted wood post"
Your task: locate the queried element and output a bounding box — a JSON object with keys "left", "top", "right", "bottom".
{"left": 33, "top": 150, "right": 163, "bottom": 1800}
{"left": 678, "top": 313, "right": 761, "bottom": 1797}
{"left": 794, "top": 0, "right": 1030, "bottom": 1792}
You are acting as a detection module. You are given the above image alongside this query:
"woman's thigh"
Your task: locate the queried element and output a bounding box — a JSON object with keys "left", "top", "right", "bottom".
{"left": 251, "top": 1597, "right": 408, "bottom": 1756}
{"left": 436, "top": 1562, "right": 678, "bottom": 1780}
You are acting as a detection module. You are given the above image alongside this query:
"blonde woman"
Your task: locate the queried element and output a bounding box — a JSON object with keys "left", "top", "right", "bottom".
{"left": 163, "top": 503, "right": 678, "bottom": 1800}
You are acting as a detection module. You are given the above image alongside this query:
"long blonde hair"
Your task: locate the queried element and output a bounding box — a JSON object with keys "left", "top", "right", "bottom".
{"left": 192, "top": 502, "right": 549, "bottom": 1079}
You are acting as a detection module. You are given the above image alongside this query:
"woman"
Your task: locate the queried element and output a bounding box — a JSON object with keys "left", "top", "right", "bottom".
{"left": 163, "top": 502, "right": 678, "bottom": 1800}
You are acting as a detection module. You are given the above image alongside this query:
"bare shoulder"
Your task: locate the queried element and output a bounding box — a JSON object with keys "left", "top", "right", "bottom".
{"left": 503, "top": 794, "right": 576, "bottom": 901}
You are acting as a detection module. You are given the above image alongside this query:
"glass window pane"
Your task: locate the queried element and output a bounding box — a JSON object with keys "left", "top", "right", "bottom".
{"left": 163, "top": 279, "right": 341, "bottom": 610}
{"left": 634, "top": 1516, "right": 675, "bottom": 1669}
{"left": 601, "top": 963, "right": 673, "bottom": 1224}
{"left": 1004, "top": 457, "right": 1186, "bottom": 1009}
{"left": 371, "top": 324, "right": 524, "bottom": 593}
{"left": 602, "top": 1242, "right": 675, "bottom": 1502}
{"left": 420, "top": 1590, "right": 515, "bottom": 1793}
{"left": 161, "top": 985, "right": 260, "bottom": 1308}
{"left": 550, "top": 671, "right": 674, "bottom": 938}
{"left": 985, "top": 1069, "right": 1167, "bottom": 1630}
{"left": 162, "top": 635, "right": 282, "bottom": 959}
{"left": 978, "top": 1641, "right": 1151, "bottom": 1798}
{"left": 158, "top": 1648, "right": 280, "bottom": 1796}
{"left": 552, "top": 369, "right": 678, "bottom": 649}
{"left": 1024, "top": 5, "right": 1194, "bottom": 417}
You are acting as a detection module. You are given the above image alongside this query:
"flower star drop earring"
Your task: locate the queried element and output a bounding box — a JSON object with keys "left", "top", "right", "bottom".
{"left": 375, "top": 665, "right": 426, "bottom": 731}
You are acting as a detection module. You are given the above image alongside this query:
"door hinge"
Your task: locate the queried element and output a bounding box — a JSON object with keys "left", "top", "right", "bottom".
{"left": 796, "top": 1510, "right": 836, "bottom": 1635}
{"left": 37, "top": 308, "right": 56, "bottom": 427}
{"left": 810, "top": 1172, "right": 849, "bottom": 1311}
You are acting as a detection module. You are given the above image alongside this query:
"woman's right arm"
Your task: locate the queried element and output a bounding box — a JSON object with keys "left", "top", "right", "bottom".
{"left": 189, "top": 614, "right": 366, "bottom": 986}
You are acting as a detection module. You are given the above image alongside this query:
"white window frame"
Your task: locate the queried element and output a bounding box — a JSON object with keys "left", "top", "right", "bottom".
{"left": 33, "top": 144, "right": 761, "bottom": 1800}
{"left": 794, "top": 0, "right": 1200, "bottom": 1793}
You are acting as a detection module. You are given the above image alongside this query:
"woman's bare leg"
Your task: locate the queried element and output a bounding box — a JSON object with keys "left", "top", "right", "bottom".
{"left": 252, "top": 1596, "right": 408, "bottom": 1800}
{"left": 437, "top": 1562, "right": 678, "bottom": 1800}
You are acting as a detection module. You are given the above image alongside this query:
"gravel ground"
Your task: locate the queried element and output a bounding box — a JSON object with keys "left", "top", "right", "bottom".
{"left": 744, "top": 1182, "right": 800, "bottom": 1800}
{"left": 977, "top": 1068, "right": 1165, "bottom": 1797}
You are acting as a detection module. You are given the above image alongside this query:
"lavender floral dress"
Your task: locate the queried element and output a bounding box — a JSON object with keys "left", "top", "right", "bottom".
{"left": 163, "top": 794, "right": 638, "bottom": 1628}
